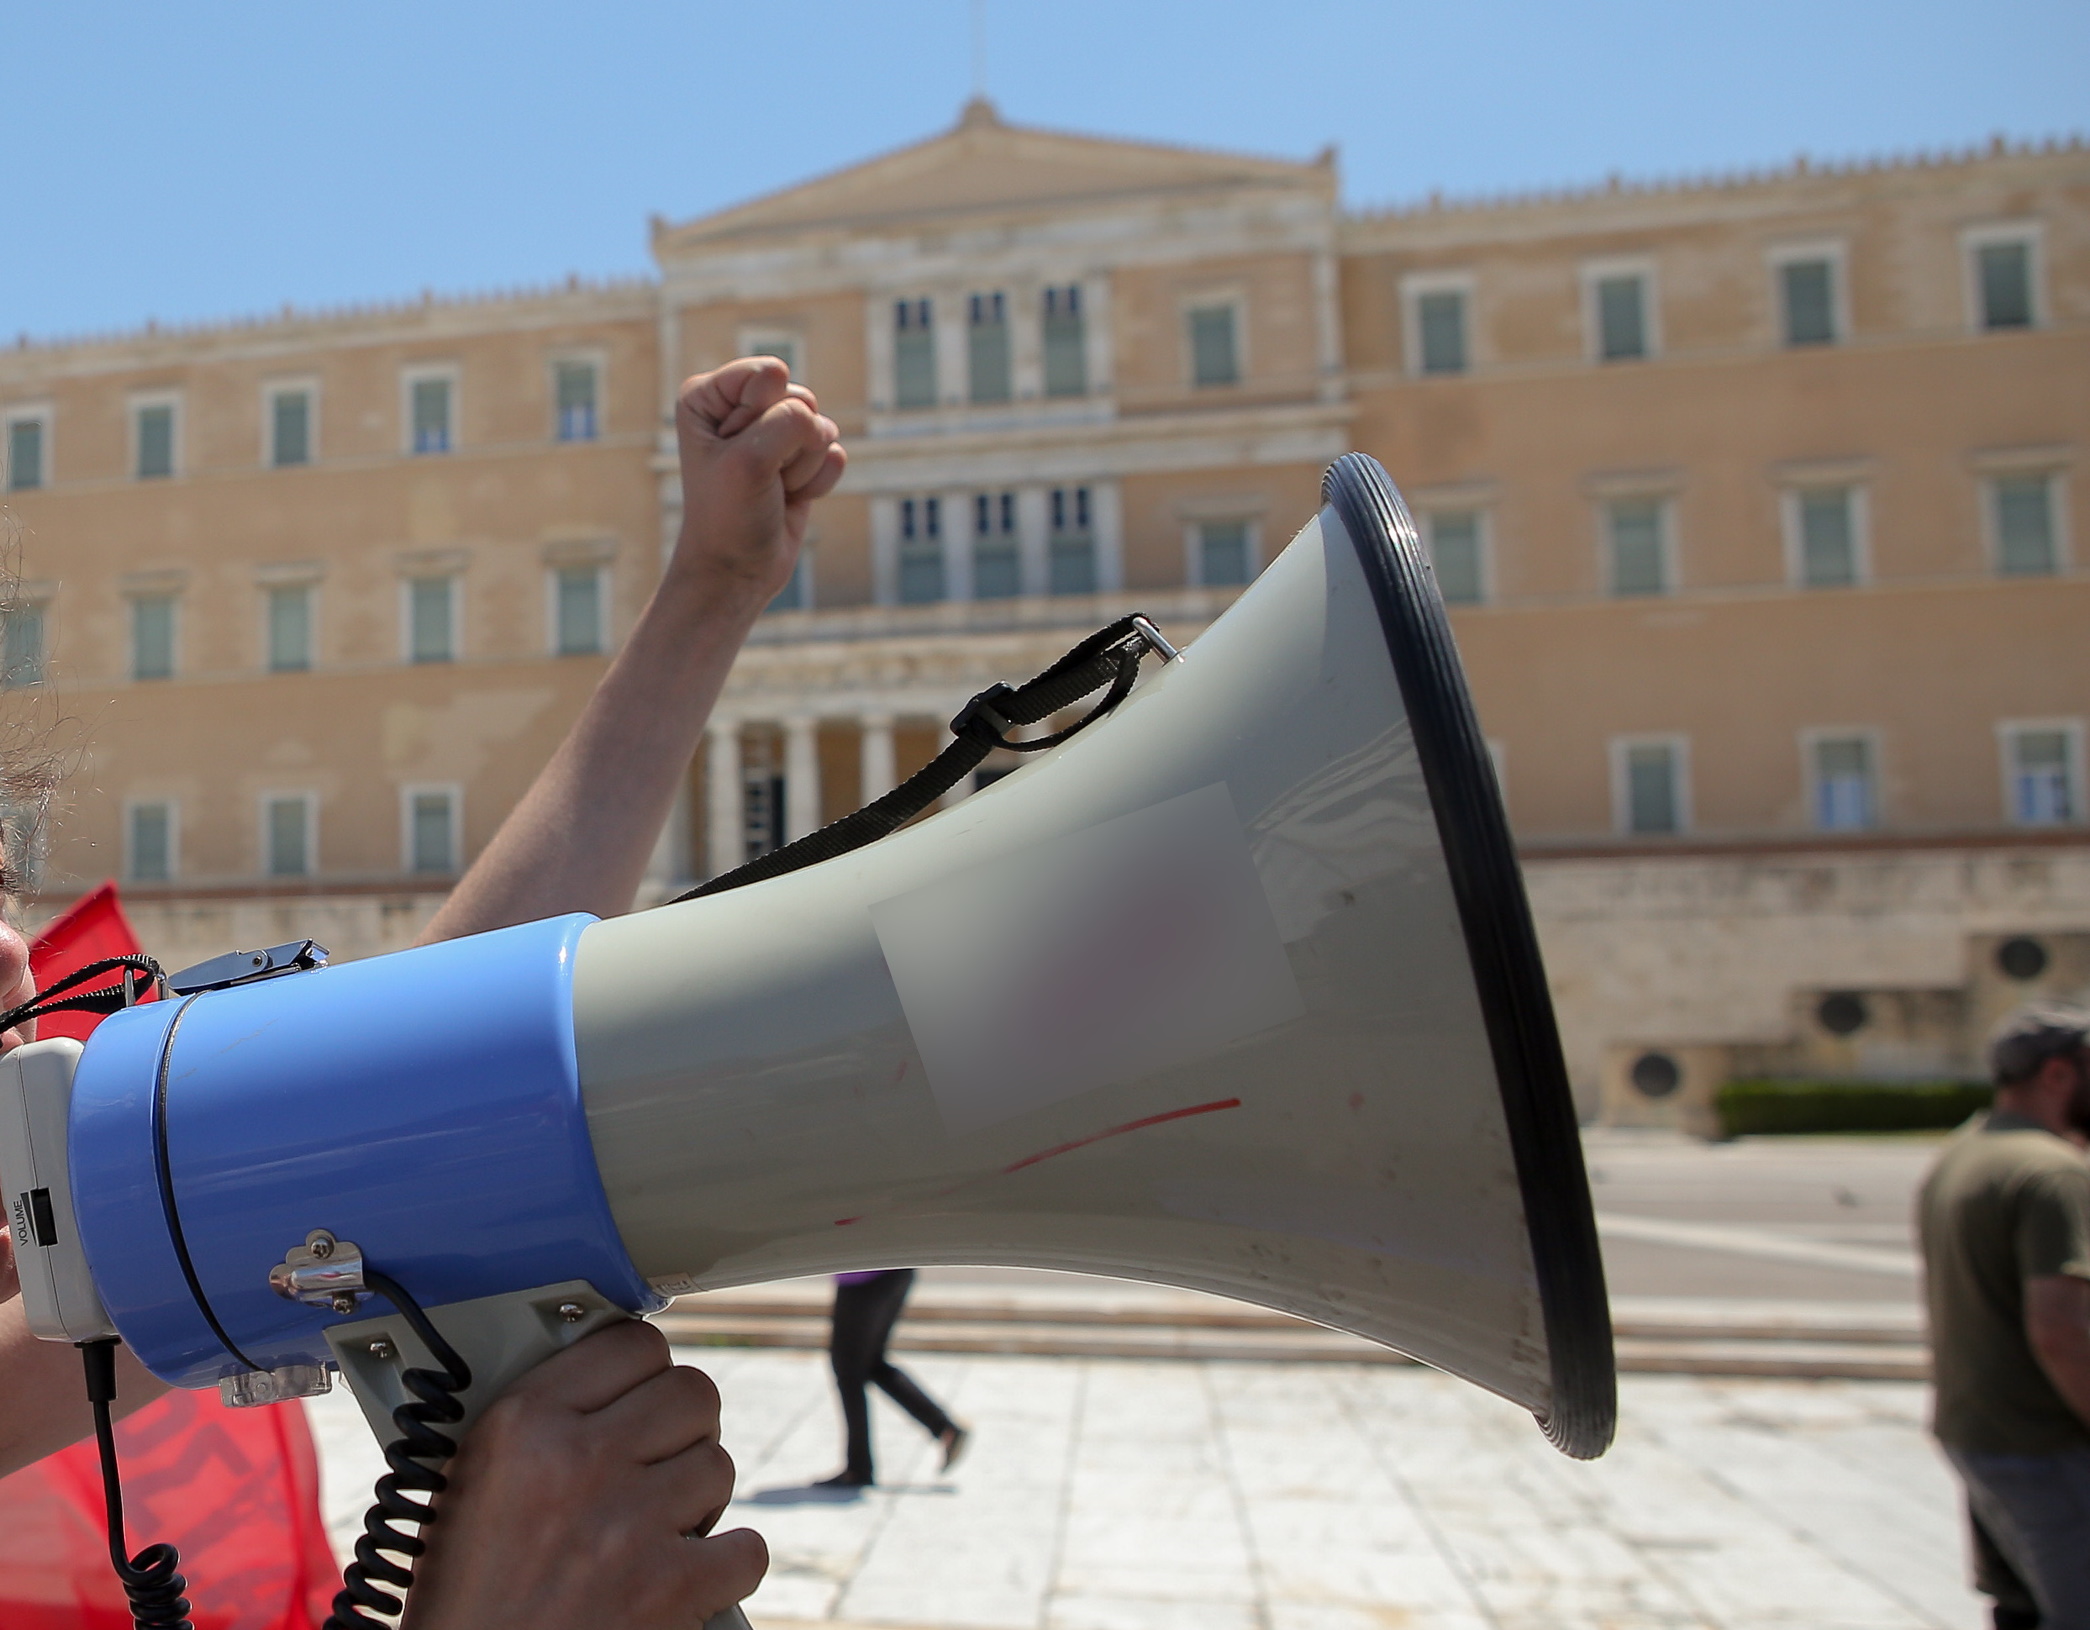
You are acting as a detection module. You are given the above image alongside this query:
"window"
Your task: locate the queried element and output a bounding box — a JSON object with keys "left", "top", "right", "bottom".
{"left": 893, "top": 298, "right": 936, "bottom": 410}
{"left": 898, "top": 497, "right": 944, "bottom": 604}
{"left": 973, "top": 491, "right": 1020, "bottom": 599}
{"left": 5, "top": 413, "right": 45, "bottom": 491}
{"left": 744, "top": 335, "right": 798, "bottom": 376}
{"left": 2003, "top": 725, "right": 2081, "bottom": 826}
{"left": 1187, "top": 304, "right": 1239, "bottom": 388}
{"left": 1427, "top": 511, "right": 1485, "bottom": 605}
{"left": 134, "top": 400, "right": 176, "bottom": 480}
{"left": 1992, "top": 474, "right": 2059, "bottom": 575}
{"left": 1810, "top": 736, "right": 1876, "bottom": 831}
{"left": 409, "top": 373, "right": 453, "bottom": 454}
{"left": 1195, "top": 520, "right": 1252, "bottom": 588}
{"left": 267, "top": 584, "right": 312, "bottom": 672}
{"left": 554, "top": 360, "right": 599, "bottom": 442}
{"left": 967, "top": 292, "right": 1011, "bottom": 405}
{"left": 1, "top": 602, "right": 43, "bottom": 688}
{"left": 1591, "top": 272, "right": 1650, "bottom": 361}
{"left": 127, "top": 801, "right": 175, "bottom": 883}
{"left": 1793, "top": 488, "right": 1860, "bottom": 587}
{"left": 264, "top": 794, "right": 314, "bottom": 878}
{"left": 1779, "top": 257, "right": 1839, "bottom": 346}
{"left": 1974, "top": 238, "right": 2036, "bottom": 331}
{"left": 131, "top": 595, "right": 176, "bottom": 681}
{"left": 1616, "top": 739, "right": 1687, "bottom": 835}
{"left": 1410, "top": 285, "right": 1469, "bottom": 376}
{"left": 1049, "top": 487, "right": 1095, "bottom": 595}
{"left": 1043, "top": 285, "right": 1087, "bottom": 398}
{"left": 268, "top": 386, "right": 313, "bottom": 468}
{"left": 554, "top": 565, "right": 604, "bottom": 655}
{"left": 404, "top": 787, "right": 459, "bottom": 874}
{"left": 1606, "top": 499, "right": 1669, "bottom": 596}
{"left": 407, "top": 576, "right": 455, "bottom": 663}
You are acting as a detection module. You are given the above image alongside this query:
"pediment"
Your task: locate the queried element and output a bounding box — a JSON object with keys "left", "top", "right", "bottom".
{"left": 656, "top": 100, "right": 1332, "bottom": 250}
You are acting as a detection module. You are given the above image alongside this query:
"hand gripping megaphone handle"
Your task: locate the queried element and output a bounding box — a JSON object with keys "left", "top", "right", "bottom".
{"left": 323, "top": 1274, "right": 758, "bottom": 1629}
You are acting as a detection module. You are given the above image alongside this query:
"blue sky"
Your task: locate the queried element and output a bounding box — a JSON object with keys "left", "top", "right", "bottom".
{"left": 5, "top": 1, "right": 2084, "bottom": 342}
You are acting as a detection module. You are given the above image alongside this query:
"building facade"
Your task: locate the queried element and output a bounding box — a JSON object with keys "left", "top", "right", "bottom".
{"left": 3, "top": 104, "right": 2086, "bottom": 1110}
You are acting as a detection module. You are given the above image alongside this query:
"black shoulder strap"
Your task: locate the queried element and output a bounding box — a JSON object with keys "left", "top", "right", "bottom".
{"left": 671, "top": 615, "right": 1175, "bottom": 903}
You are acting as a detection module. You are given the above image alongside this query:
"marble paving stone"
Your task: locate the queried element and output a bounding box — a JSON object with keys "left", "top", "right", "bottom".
{"left": 304, "top": 1348, "right": 1987, "bottom": 1630}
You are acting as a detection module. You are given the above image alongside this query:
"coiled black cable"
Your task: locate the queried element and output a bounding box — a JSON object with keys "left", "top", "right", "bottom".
{"left": 82, "top": 1339, "right": 194, "bottom": 1630}
{"left": 325, "top": 1267, "right": 475, "bottom": 1630}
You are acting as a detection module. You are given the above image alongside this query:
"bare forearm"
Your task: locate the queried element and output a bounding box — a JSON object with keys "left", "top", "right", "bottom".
{"left": 0, "top": 1300, "right": 166, "bottom": 1478}
{"left": 2028, "top": 1276, "right": 2090, "bottom": 1430}
{"left": 418, "top": 571, "right": 764, "bottom": 942}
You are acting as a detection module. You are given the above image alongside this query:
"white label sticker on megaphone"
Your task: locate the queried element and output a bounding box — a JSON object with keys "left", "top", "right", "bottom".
{"left": 871, "top": 781, "right": 1305, "bottom": 1135}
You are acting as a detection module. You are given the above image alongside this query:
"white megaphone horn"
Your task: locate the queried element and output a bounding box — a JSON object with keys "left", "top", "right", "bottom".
{"left": 1, "top": 452, "right": 1614, "bottom": 1618}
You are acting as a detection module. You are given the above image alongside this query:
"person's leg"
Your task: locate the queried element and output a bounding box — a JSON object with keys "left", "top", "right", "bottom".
{"left": 1970, "top": 1501, "right": 2043, "bottom": 1629}
{"left": 858, "top": 1270, "right": 964, "bottom": 1458}
{"left": 824, "top": 1280, "right": 885, "bottom": 1485}
{"left": 1951, "top": 1447, "right": 2090, "bottom": 1629}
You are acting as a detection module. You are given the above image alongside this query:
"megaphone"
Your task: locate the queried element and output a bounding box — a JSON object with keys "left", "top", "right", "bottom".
{"left": 1, "top": 453, "right": 1613, "bottom": 1607}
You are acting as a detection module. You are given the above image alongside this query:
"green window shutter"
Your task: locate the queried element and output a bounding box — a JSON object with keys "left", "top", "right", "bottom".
{"left": 1596, "top": 276, "right": 1647, "bottom": 360}
{"left": 1813, "top": 737, "right": 1874, "bottom": 830}
{"left": 967, "top": 294, "right": 1011, "bottom": 404}
{"left": 1417, "top": 291, "right": 1467, "bottom": 375}
{"left": 268, "top": 585, "right": 312, "bottom": 671}
{"left": 1, "top": 604, "right": 44, "bottom": 688}
{"left": 2011, "top": 730, "right": 2075, "bottom": 825}
{"left": 1978, "top": 242, "right": 2033, "bottom": 330}
{"left": 266, "top": 797, "right": 310, "bottom": 877}
{"left": 135, "top": 405, "right": 174, "bottom": 479}
{"left": 1198, "top": 521, "right": 1251, "bottom": 588}
{"left": 411, "top": 792, "right": 455, "bottom": 873}
{"left": 272, "top": 391, "right": 310, "bottom": 467}
{"left": 555, "top": 362, "right": 598, "bottom": 441}
{"left": 1188, "top": 306, "right": 1239, "bottom": 387}
{"left": 412, "top": 378, "right": 452, "bottom": 453}
{"left": 1608, "top": 501, "right": 1667, "bottom": 596}
{"left": 1626, "top": 745, "right": 1679, "bottom": 834}
{"left": 6, "top": 419, "right": 43, "bottom": 490}
{"left": 129, "top": 803, "right": 172, "bottom": 882}
{"left": 555, "top": 567, "right": 603, "bottom": 654}
{"left": 1429, "top": 512, "right": 1484, "bottom": 604}
{"left": 765, "top": 558, "right": 808, "bottom": 614}
{"left": 1798, "top": 489, "right": 1857, "bottom": 587}
{"left": 409, "top": 577, "right": 454, "bottom": 662}
{"left": 132, "top": 596, "right": 175, "bottom": 680}
{"left": 1042, "top": 294, "right": 1087, "bottom": 398}
{"left": 1781, "top": 260, "right": 1837, "bottom": 346}
{"left": 1995, "top": 477, "right": 2055, "bottom": 574}
{"left": 894, "top": 300, "right": 936, "bottom": 409}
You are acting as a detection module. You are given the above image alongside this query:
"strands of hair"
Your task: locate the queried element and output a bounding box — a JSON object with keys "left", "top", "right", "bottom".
{"left": 0, "top": 508, "right": 69, "bottom": 906}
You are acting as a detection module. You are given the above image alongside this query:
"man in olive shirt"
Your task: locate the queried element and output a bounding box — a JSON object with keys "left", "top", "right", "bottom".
{"left": 1920, "top": 1004, "right": 2090, "bottom": 1629}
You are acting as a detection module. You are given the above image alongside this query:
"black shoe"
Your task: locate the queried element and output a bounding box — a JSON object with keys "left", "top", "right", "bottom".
{"left": 938, "top": 1425, "right": 970, "bottom": 1472}
{"left": 815, "top": 1471, "right": 872, "bottom": 1489}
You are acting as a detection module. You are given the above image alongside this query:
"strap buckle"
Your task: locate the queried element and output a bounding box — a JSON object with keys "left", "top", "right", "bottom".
{"left": 949, "top": 682, "right": 1019, "bottom": 750}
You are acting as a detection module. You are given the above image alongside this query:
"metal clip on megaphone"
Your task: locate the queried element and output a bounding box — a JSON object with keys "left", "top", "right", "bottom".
{"left": 0, "top": 454, "right": 1614, "bottom": 1627}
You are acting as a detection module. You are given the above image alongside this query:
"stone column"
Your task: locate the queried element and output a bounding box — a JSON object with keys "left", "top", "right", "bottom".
{"left": 705, "top": 721, "right": 742, "bottom": 878}
{"left": 859, "top": 712, "right": 897, "bottom": 802}
{"left": 783, "top": 714, "right": 822, "bottom": 843}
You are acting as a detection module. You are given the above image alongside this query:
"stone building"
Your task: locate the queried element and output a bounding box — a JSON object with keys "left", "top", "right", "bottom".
{"left": 2, "top": 103, "right": 2085, "bottom": 1113}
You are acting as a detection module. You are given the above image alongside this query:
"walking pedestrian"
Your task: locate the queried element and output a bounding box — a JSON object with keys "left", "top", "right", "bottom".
{"left": 819, "top": 1270, "right": 969, "bottom": 1487}
{"left": 1917, "top": 1003, "right": 2090, "bottom": 1630}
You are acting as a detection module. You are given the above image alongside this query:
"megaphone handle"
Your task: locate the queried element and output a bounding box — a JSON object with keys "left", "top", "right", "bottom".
{"left": 328, "top": 1283, "right": 767, "bottom": 1626}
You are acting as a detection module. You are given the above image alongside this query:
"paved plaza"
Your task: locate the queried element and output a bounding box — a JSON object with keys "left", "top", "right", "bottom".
{"left": 308, "top": 1345, "right": 1982, "bottom": 1630}
{"left": 305, "top": 1133, "right": 1987, "bottom": 1627}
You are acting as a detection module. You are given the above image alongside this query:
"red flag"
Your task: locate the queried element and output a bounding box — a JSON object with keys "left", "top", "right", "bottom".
{"left": 0, "top": 883, "right": 339, "bottom": 1628}
{"left": 26, "top": 882, "right": 157, "bottom": 1043}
